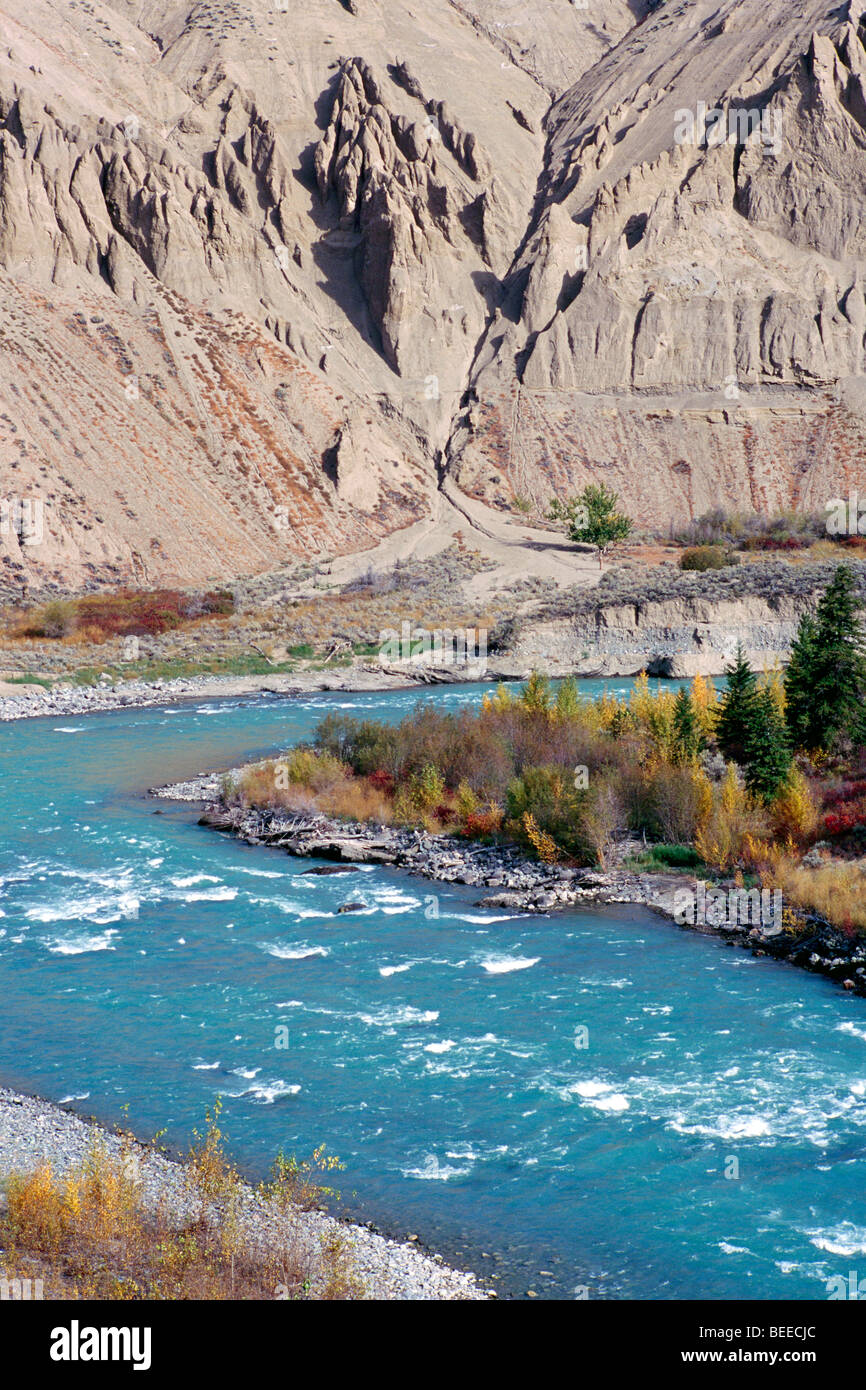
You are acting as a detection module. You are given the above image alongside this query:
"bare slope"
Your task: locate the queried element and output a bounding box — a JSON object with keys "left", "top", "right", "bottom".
{"left": 449, "top": 0, "right": 866, "bottom": 527}
{"left": 1, "top": 0, "right": 864, "bottom": 592}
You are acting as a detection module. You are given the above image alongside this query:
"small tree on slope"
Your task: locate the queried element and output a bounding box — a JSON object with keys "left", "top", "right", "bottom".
{"left": 548, "top": 484, "right": 632, "bottom": 570}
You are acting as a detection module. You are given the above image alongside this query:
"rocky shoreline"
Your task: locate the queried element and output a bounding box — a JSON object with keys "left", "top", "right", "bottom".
{"left": 153, "top": 774, "right": 866, "bottom": 999}
{"left": 0, "top": 1085, "right": 490, "bottom": 1301}
{"left": 0, "top": 661, "right": 547, "bottom": 724}
{"left": 0, "top": 667, "right": 439, "bottom": 723}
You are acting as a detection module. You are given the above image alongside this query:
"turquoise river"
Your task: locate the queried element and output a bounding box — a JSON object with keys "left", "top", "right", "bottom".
{"left": 1, "top": 680, "right": 865, "bottom": 1299}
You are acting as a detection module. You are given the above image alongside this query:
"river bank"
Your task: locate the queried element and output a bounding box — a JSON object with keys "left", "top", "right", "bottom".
{"left": 0, "top": 666, "right": 457, "bottom": 723}
{"left": 0, "top": 1084, "right": 490, "bottom": 1300}
{"left": 153, "top": 774, "right": 866, "bottom": 1000}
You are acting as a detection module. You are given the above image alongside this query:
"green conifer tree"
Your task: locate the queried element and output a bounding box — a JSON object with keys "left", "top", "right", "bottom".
{"left": 743, "top": 688, "right": 792, "bottom": 804}
{"left": 672, "top": 686, "right": 704, "bottom": 764}
{"left": 784, "top": 564, "right": 866, "bottom": 752}
{"left": 784, "top": 613, "right": 818, "bottom": 751}
{"left": 716, "top": 644, "right": 758, "bottom": 764}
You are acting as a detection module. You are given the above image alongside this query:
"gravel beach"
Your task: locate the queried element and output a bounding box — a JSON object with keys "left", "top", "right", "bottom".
{"left": 0, "top": 668, "right": 415, "bottom": 722}
{"left": 0, "top": 662, "right": 513, "bottom": 723}
{"left": 0, "top": 1086, "right": 490, "bottom": 1300}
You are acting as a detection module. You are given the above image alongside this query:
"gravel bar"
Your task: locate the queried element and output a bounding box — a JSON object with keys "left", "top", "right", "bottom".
{"left": 0, "top": 1087, "right": 491, "bottom": 1301}
{"left": 0, "top": 663, "right": 518, "bottom": 723}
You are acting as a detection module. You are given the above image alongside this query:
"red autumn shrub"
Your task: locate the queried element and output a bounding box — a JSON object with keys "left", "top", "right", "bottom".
{"left": 368, "top": 769, "right": 395, "bottom": 794}
{"left": 824, "top": 780, "right": 866, "bottom": 807}
{"left": 823, "top": 800, "right": 866, "bottom": 836}
{"left": 17, "top": 588, "right": 234, "bottom": 642}
{"left": 462, "top": 807, "right": 504, "bottom": 838}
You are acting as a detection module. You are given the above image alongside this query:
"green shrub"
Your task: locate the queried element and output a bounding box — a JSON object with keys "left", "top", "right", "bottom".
{"left": 506, "top": 765, "right": 593, "bottom": 859}
{"left": 278, "top": 748, "right": 347, "bottom": 792}
{"left": 647, "top": 843, "right": 703, "bottom": 868}
{"left": 679, "top": 546, "right": 738, "bottom": 572}
{"left": 314, "top": 713, "right": 398, "bottom": 777}
{"left": 409, "top": 764, "right": 445, "bottom": 814}
{"left": 6, "top": 674, "right": 53, "bottom": 688}
{"left": 39, "top": 600, "right": 77, "bottom": 639}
